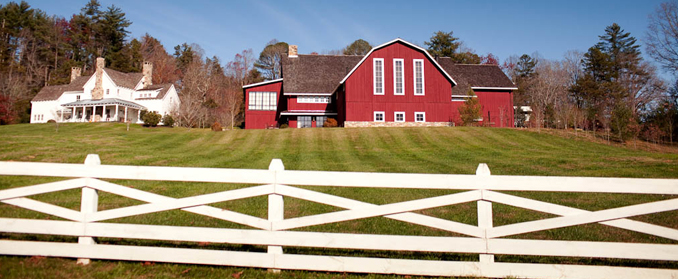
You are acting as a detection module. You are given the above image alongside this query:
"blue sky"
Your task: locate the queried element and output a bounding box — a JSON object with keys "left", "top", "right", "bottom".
{"left": 21, "top": 0, "right": 668, "bottom": 69}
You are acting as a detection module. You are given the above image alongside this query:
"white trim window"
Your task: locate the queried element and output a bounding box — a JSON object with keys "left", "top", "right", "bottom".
{"left": 373, "top": 58, "right": 384, "bottom": 95}
{"left": 393, "top": 59, "right": 404, "bottom": 95}
{"left": 374, "top": 111, "right": 385, "bottom": 122}
{"left": 413, "top": 59, "right": 425, "bottom": 96}
{"left": 394, "top": 111, "right": 405, "bottom": 122}
{"left": 298, "top": 96, "right": 331, "bottom": 103}
{"left": 415, "top": 112, "right": 425, "bottom": 122}
{"left": 248, "top": 91, "right": 277, "bottom": 111}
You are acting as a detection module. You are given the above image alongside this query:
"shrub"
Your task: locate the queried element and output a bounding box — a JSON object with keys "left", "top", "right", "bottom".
{"left": 324, "top": 118, "right": 338, "bottom": 127}
{"left": 211, "top": 122, "right": 222, "bottom": 131}
{"left": 162, "top": 114, "right": 174, "bottom": 127}
{"left": 47, "top": 119, "right": 56, "bottom": 123}
{"left": 141, "top": 111, "right": 161, "bottom": 127}
{"left": 279, "top": 123, "right": 288, "bottom": 129}
{"left": 458, "top": 88, "right": 481, "bottom": 126}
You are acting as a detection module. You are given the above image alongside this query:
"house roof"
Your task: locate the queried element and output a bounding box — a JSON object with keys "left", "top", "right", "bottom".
{"left": 104, "top": 69, "right": 143, "bottom": 89}
{"left": 139, "top": 83, "right": 173, "bottom": 100}
{"left": 32, "top": 68, "right": 147, "bottom": 102}
{"left": 282, "top": 54, "right": 363, "bottom": 93}
{"left": 62, "top": 98, "right": 146, "bottom": 110}
{"left": 31, "top": 76, "right": 90, "bottom": 102}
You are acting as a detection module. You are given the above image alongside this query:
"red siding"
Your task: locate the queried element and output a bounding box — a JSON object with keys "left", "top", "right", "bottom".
{"left": 287, "top": 96, "right": 333, "bottom": 111}
{"left": 344, "top": 43, "right": 454, "bottom": 122}
{"left": 476, "top": 91, "right": 515, "bottom": 127}
{"left": 244, "top": 81, "right": 283, "bottom": 129}
{"left": 342, "top": 42, "right": 514, "bottom": 127}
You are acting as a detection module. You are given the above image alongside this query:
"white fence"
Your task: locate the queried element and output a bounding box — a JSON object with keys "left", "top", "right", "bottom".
{"left": 0, "top": 154, "right": 676, "bottom": 279}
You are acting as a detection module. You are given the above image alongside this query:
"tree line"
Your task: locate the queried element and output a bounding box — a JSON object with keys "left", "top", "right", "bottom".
{"left": 426, "top": 3, "right": 676, "bottom": 144}
{"left": 0, "top": 0, "right": 265, "bottom": 128}
{"left": 1, "top": 0, "right": 675, "bottom": 143}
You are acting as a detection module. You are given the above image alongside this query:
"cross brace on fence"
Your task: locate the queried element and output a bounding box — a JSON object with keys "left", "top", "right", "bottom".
{"left": 0, "top": 155, "right": 676, "bottom": 279}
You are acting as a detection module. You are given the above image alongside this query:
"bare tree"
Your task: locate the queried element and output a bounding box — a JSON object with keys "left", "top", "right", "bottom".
{"left": 178, "top": 60, "right": 210, "bottom": 128}
{"left": 254, "top": 39, "right": 288, "bottom": 80}
{"left": 529, "top": 60, "right": 569, "bottom": 132}
{"left": 645, "top": 2, "right": 678, "bottom": 74}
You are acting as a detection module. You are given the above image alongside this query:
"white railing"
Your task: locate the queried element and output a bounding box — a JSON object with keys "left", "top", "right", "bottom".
{"left": 0, "top": 155, "right": 676, "bottom": 279}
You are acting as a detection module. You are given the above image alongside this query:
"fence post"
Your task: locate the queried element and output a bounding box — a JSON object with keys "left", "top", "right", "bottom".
{"left": 268, "top": 159, "right": 285, "bottom": 272}
{"left": 77, "top": 154, "right": 100, "bottom": 265}
{"left": 476, "top": 163, "right": 494, "bottom": 263}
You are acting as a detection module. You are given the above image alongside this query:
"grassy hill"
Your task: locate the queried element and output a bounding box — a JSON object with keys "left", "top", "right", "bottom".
{"left": 0, "top": 123, "right": 676, "bottom": 177}
{"left": 0, "top": 123, "right": 676, "bottom": 278}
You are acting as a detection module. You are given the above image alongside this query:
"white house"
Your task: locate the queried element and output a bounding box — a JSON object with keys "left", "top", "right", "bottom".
{"left": 30, "top": 57, "right": 180, "bottom": 124}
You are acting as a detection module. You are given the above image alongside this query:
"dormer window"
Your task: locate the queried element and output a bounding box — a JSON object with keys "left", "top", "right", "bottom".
{"left": 373, "top": 58, "right": 384, "bottom": 95}
{"left": 76, "top": 95, "right": 81, "bottom": 101}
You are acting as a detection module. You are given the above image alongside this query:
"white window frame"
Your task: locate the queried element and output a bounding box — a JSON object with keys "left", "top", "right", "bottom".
{"left": 374, "top": 111, "right": 385, "bottom": 122}
{"left": 415, "top": 112, "right": 426, "bottom": 123}
{"left": 248, "top": 91, "right": 277, "bottom": 111}
{"left": 394, "top": 111, "right": 405, "bottom": 122}
{"left": 393, "top": 58, "right": 404, "bottom": 95}
{"left": 413, "top": 59, "right": 425, "bottom": 96}
{"left": 373, "top": 58, "right": 385, "bottom": 95}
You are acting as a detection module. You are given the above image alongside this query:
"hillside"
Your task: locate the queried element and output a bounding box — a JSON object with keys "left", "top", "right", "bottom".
{"left": 0, "top": 123, "right": 675, "bottom": 178}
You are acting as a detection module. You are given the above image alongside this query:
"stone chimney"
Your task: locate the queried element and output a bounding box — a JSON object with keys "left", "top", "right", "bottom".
{"left": 142, "top": 61, "right": 153, "bottom": 87}
{"left": 70, "top": 67, "right": 82, "bottom": 83}
{"left": 288, "top": 45, "right": 298, "bottom": 58}
{"left": 92, "top": 57, "right": 105, "bottom": 100}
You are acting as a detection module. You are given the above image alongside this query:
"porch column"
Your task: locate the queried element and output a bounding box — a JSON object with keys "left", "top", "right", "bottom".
{"left": 92, "top": 105, "right": 97, "bottom": 122}
{"left": 124, "top": 107, "right": 128, "bottom": 122}
{"left": 60, "top": 110, "right": 64, "bottom": 122}
{"left": 114, "top": 104, "right": 119, "bottom": 122}
{"left": 72, "top": 107, "right": 76, "bottom": 122}
{"left": 81, "top": 107, "right": 86, "bottom": 122}
{"left": 102, "top": 105, "right": 107, "bottom": 121}
{"left": 137, "top": 109, "right": 141, "bottom": 123}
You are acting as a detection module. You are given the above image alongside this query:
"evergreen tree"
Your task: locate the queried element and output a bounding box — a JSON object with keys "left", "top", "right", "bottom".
{"left": 174, "top": 43, "right": 195, "bottom": 74}
{"left": 98, "top": 4, "right": 131, "bottom": 71}
{"left": 458, "top": 88, "right": 481, "bottom": 126}
{"left": 515, "top": 54, "right": 537, "bottom": 78}
{"left": 425, "top": 31, "right": 460, "bottom": 58}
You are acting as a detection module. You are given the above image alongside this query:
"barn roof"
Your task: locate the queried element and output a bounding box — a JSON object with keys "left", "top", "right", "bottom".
{"left": 436, "top": 58, "right": 517, "bottom": 95}
{"left": 276, "top": 55, "right": 514, "bottom": 95}
{"left": 281, "top": 55, "right": 363, "bottom": 93}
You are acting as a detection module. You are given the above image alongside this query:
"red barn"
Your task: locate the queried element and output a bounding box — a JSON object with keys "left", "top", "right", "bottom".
{"left": 243, "top": 38, "right": 516, "bottom": 129}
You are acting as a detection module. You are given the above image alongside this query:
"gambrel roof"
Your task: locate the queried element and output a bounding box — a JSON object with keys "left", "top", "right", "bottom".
{"left": 277, "top": 39, "right": 515, "bottom": 95}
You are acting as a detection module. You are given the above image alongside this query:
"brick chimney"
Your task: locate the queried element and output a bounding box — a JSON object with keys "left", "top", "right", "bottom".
{"left": 142, "top": 61, "right": 153, "bottom": 87}
{"left": 288, "top": 45, "right": 298, "bottom": 58}
{"left": 91, "top": 57, "right": 105, "bottom": 100}
{"left": 70, "top": 67, "right": 82, "bottom": 83}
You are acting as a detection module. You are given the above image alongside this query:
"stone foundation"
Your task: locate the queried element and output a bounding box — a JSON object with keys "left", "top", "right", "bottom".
{"left": 344, "top": 121, "right": 453, "bottom": 128}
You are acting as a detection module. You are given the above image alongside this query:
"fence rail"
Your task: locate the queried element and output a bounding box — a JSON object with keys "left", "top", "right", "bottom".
{"left": 0, "top": 154, "right": 676, "bottom": 279}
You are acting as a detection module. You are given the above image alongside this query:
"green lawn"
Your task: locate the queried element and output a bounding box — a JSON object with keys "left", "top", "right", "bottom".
{"left": 0, "top": 123, "right": 676, "bottom": 279}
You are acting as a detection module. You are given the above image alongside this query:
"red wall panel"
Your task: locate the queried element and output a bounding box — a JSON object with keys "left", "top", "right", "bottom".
{"left": 244, "top": 81, "right": 283, "bottom": 129}
{"left": 343, "top": 43, "right": 455, "bottom": 122}
{"left": 287, "top": 96, "right": 333, "bottom": 111}
{"left": 342, "top": 42, "right": 514, "bottom": 127}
